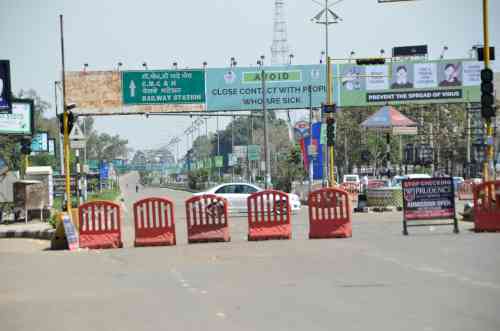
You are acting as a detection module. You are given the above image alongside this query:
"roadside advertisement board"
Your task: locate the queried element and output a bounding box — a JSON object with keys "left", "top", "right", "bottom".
{"left": 0, "top": 60, "right": 13, "bottom": 113}
{"left": 31, "top": 132, "right": 49, "bottom": 152}
{"left": 402, "top": 177, "right": 459, "bottom": 235}
{"left": 0, "top": 99, "right": 34, "bottom": 135}
{"left": 206, "top": 65, "right": 326, "bottom": 111}
{"left": 335, "top": 59, "right": 482, "bottom": 107}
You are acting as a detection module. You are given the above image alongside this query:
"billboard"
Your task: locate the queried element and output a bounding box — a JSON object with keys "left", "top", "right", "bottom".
{"left": 66, "top": 71, "right": 204, "bottom": 115}
{"left": 48, "top": 139, "right": 56, "bottom": 156}
{"left": 402, "top": 178, "right": 455, "bottom": 220}
{"left": 0, "top": 99, "right": 34, "bottom": 135}
{"left": 206, "top": 65, "right": 326, "bottom": 111}
{"left": 334, "top": 59, "right": 482, "bottom": 107}
{"left": 31, "top": 132, "right": 49, "bottom": 152}
{"left": 0, "top": 60, "right": 13, "bottom": 113}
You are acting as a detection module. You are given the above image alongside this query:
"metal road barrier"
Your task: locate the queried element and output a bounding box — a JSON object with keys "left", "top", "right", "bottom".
{"left": 185, "top": 194, "right": 230, "bottom": 243}
{"left": 308, "top": 188, "right": 352, "bottom": 239}
{"left": 473, "top": 180, "right": 500, "bottom": 232}
{"left": 247, "top": 190, "right": 291, "bottom": 241}
{"left": 133, "top": 197, "right": 176, "bottom": 247}
{"left": 78, "top": 200, "right": 123, "bottom": 249}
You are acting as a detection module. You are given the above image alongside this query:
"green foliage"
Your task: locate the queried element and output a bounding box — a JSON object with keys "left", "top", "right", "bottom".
{"left": 88, "top": 187, "right": 121, "bottom": 202}
{"left": 188, "top": 169, "right": 209, "bottom": 190}
{"left": 274, "top": 144, "right": 306, "bottom": 192}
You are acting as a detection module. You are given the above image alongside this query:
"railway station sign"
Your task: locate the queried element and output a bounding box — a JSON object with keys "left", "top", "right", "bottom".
{"left": 122, "top": 70, "right": 205, "bottom": 105}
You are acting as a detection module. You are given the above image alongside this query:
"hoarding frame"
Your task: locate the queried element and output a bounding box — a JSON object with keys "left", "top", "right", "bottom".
{"left": 402, "top": 178, "right": 459, "bottom": 235}
{"left": 0, "top": 60, "right": 13, "bottom": 113}
{"left": 0, "top": 98, "right": 35, "bottom": 136}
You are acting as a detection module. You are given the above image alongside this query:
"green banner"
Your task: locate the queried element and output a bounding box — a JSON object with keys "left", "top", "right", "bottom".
{"left": 122, "top": 70, "right": 205, "bottom": 105}
{"left": 335, "top": 59, "right": 482, "bottom": 107}
{"left": 247, "top": 145, "right": 261, "bottom": 161}
{"left": 214, "top": 155, "right": 223, "bottom": 168}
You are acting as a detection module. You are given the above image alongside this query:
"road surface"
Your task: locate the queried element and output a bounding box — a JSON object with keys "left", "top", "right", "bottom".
{"left": 1, "top": 172, "right": 499, "bottom": 331}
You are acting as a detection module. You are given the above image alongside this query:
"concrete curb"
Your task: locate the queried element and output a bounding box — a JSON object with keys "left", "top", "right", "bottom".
{"left": 0, "top": 228, "right": 55, "bottom": 240}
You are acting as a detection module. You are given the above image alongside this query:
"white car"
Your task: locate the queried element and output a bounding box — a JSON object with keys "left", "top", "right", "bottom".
{"left": 194, "top": 182, "right": 301, "bottom": 213}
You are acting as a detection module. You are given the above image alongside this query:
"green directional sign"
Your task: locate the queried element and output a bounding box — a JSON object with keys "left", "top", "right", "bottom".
{"left": 247, "top": 145, "right": 261, "bottom": 161}
{"left": 122, "top": 70, "right": 205, "bottom": 105}
{"left": 214, "top": 155, "right": 223, "bottom": 168}
{"left": 320, "top": 123, "right": 327, "bottom": 145}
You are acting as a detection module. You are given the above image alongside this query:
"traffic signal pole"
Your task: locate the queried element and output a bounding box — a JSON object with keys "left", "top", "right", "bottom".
{"left": 482, "top": 0, "right": 494, "bottom": 180}
{"left": 327, "top": 56, "right": 335, "bottom": 187}
{"left": 60, "top": 14, "right": 72, "bottom": 212}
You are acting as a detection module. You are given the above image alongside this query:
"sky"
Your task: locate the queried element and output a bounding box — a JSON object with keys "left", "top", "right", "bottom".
{"left": 1, "top": 0, "right": 499, "bottom": 155}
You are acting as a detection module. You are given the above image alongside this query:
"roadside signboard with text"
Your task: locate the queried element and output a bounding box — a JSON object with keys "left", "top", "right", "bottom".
{"left": 402, "top": 177, "right": 459, "bottom": 235}
{"left": 206, "top": 65, "right": 326, "bottom": 111}
{"left": 247, "top": 145, "right": 261, "bottom": 161}
{"left": 122, "top": 70, "right": 205, "bottom": 105}
{"left": 0, "top": 60, "right": 13, "bottom": 113}
{"left": 335, "top": 59, "right": 482, "bottom": 107}
{"left": 0, "top": 99, "right": 34, "bottom": 136}
{"left": 31, "top": 132, "right": 49, "bottom": 152}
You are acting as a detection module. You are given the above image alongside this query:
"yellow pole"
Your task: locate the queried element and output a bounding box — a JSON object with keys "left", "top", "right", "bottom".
{"left": 63, "top": 111, "right": 71, "bottom": 212}
{"left": 482, "top": 0, "right": 493, "bottom": 181}
{"left": 24, "top": 155, "right": 29, "bottom": 171}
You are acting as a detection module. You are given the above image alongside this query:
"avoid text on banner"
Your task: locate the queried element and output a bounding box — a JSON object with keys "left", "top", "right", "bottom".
{"left": 206, "top": 65, "right": 326, "bottom": 111}
{"left": 335, "top": 59, "right": 482, "bottom": 107}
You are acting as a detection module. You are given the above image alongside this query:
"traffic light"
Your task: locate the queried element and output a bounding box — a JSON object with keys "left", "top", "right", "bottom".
{"left": 356, "top": 58, "right": 386, "bottom": 65}
{"left": 322, "top": 103, "right": 337, "bottom": 114}
{"left": 480, "top": 68, "right": 496, "bottom": 119}
{"left": 20, "top": 138, "right": 32, "bottom": 155}
{"left": 326, "top": 117, "right": 336, "bottom": 146}
{"left": 58, "top": 111, "right": 76, "bottom": 135}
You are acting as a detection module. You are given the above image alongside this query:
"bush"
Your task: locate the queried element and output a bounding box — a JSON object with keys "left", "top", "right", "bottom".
{"left": 188, "top": 169, "right": 209, "bottom": 190}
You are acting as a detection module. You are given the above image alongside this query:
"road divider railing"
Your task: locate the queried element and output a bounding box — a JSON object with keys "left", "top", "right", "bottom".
{"left": 247, "top": 190, "right": 291, "bottom": 241}
{"left": 308, "top": 187, "right": 352, "bottom": 239}
{"left": 133, "top": 197, "right": 176, "bottom": 247}
{"left": 78, "top": 200, "right": 123, "bottom": 249}
{"left": 473, "top": 180, "right": 500, "bottom": 232}
{"left": 185, "top": 194, "right": 230, "bottom": 243}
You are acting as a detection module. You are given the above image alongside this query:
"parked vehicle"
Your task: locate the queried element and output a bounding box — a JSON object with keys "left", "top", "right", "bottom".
{"left": 194, "top": 182, "right": 301, "bottom": 213}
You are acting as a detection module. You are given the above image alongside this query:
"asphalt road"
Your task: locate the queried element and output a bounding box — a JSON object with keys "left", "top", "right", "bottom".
{"left": 1, "top": 172, "right": 499, "bottom": 331}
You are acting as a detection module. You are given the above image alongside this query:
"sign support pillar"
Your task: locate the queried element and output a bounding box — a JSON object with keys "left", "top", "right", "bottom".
{"left": 60, "top": 14, "right": 71, "bottom": 213}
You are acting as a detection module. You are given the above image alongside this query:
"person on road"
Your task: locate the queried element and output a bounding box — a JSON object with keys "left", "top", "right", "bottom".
{"left": 135, "top": 184, "right": 139, "bottom": 193}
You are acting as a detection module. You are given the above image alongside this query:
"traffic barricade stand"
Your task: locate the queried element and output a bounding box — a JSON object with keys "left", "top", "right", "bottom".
{"left": 133, "top": 197, "right": 176, "bottom": 247}
{"left": 185, "top": 194, "right": 230, "bottom": 243}
{"left": 367, "top": 180, "right": 386, "bottom": 189}
{"left": 339, "top": 182, "right": 360, "bottom": 210}
{"left": 247, "top": 190, "right": 291, "bottom": 241}
{"left": 473, "top": 180, "right": 500, "bottom": 232}
{"left": 309, "top": 187, "right": 352, "bottom": 239}
{"left": 78, "top": 200, "right": 123, "bottom": 249}
{"left": 458, "top": 179, "right": 476, "bottom": 200}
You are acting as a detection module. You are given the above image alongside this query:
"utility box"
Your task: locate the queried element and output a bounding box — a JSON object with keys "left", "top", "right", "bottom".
{"left": 25, "top": 166, "right": 53, "bottom": 208}
{"left": 0, "top": 171, "right": 20, "bottom": 204}
{"left": 13, "top": 180, "right": 48, "bottom": 222}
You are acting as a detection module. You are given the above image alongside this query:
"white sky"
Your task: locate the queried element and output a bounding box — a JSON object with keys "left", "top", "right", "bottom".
{"left": 1, "top": 0, "right": 499, "bottom": 154}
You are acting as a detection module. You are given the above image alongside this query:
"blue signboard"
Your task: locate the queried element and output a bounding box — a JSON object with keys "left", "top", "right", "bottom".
{"left": 99, "top": 162, "right": 109, "bottom": 180}
{"left": 31, "top": 132, "right": 49, "bottom": 152}
{"left": 303, "top": 122, "right": 324, "bottom": 180}
{"left": 206, "top": 65, "right": 326, "bottom": 111}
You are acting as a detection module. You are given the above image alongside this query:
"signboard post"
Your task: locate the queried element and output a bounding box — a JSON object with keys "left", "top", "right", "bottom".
{"left": 402, "top": 178, "right": 459, "bottom": 235}
{"left": 122, "top": 70, "right": 205, "bottom": 105}
{"left": 0, "top": 60, "right": 13, "bottom": 113}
